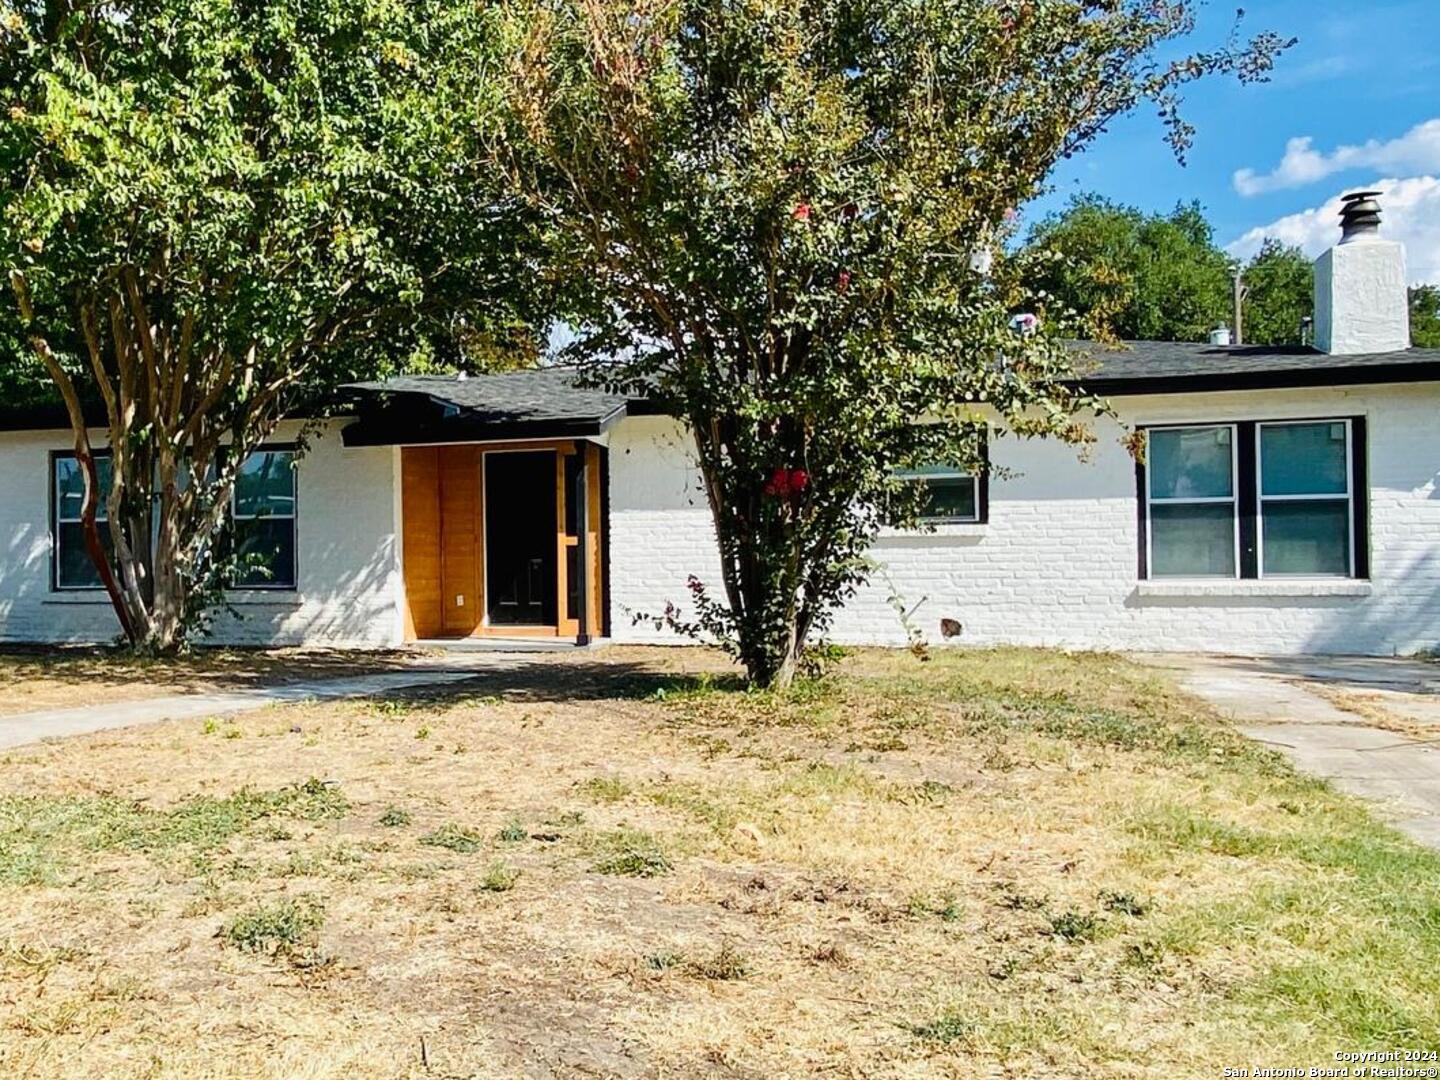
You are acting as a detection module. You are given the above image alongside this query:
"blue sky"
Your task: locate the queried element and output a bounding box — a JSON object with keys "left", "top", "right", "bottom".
{"left": 1022, "top": 0, "right": 1440, "bottom": 284}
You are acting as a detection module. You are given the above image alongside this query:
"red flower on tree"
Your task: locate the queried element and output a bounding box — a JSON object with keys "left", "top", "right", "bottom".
{"left": 764, "top": 467, "right": 809, "bottom": 501}
{"left": 792, "top": 202, "right": 811, "bottom": 221}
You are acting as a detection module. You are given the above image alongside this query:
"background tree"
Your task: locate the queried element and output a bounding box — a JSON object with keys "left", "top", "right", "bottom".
{"left": 1241, "top": 239, "right": 1313, "bottom": 346}
{"left": 1, "top": 0, "right": 533, "bottom": 650}
{"left": 502, "top": 0, "right": 1290, "bottom": 686}
{"left": 1412, "top": 285, "right": 1440, "bottom": 348}
{"left": 1019, "top": 196, "right": 1232, "bottom": 341}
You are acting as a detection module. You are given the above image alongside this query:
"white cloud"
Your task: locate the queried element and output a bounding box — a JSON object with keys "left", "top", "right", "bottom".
{"left": 1233, "top": 119, "right": 1440, "bottom": 196}
{"left": 1225, "top": 176, "right": 1440, "bottom": 285}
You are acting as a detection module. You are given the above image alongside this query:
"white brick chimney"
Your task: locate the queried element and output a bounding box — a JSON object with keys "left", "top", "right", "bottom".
{"left": 1313, "top": 191, "right": 1410, "bottom": 355}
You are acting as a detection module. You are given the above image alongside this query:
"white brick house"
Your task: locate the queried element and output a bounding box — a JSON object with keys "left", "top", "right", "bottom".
{"left": 3, "top": 196, "right": 1439, "bottom": 656}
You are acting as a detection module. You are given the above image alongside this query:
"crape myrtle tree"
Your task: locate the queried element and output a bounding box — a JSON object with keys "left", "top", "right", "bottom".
{"left": 500, "top": 0, "right": 1292, "bottom": 687}
{"left": 1, "top": 0, "right": 531, "bottom": 650}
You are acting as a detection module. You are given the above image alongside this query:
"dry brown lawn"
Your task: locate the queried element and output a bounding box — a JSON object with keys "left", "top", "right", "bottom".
{"left": 0, "top": 646, "right": 419, "bottom": 716}
{"left": 0, "top": 646, "right": 1435, "bottom": 1079}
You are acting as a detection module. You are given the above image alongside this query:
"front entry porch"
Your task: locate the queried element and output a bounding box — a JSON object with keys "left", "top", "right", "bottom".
{"left": 398, "top": 440, "right": 606, "bottom": 643}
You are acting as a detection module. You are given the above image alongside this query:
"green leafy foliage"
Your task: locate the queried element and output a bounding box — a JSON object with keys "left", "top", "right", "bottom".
{"left": 1020, "top": 196, "right": 1233, "bottom": 341}
{"left": 219, "top": 896, "right": 326, "bottom": 960}
{"left": 0, "top": 0, "right": 539, "bottom": 649}
{"left": 1019, "top": 200, "right": 1318, "bottom": 345}
{"left": 1241, "top": 240, "right": 1315, "bottom": 346}
{"left": 501, "top": 0, "right": 1291, "bottom": 685}
{"left": 1412, "top": 285, "right": 1440, "bottom": 349}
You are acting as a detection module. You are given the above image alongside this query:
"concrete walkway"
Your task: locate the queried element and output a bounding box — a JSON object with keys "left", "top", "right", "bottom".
{"left": 1139, "top": 653, "right": 1440, "bottom": 849}
{"left": 0, "top": 655, "right": 534, "bottom": 752}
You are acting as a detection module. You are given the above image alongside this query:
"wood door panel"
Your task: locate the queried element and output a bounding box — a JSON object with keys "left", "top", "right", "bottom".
{"left": 400, "top": 447, "right": 442, "bottom": 639}
{"left": 439, "top": 445, "right": 482, "bottom": 635}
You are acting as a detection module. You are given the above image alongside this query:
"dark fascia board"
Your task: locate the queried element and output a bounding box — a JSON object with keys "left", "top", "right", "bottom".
{"left": 341, "top": 402, "right": 627, "bottom": 448}
{"left": 1068, "top": 359, "right": 1440, "bottom": 397}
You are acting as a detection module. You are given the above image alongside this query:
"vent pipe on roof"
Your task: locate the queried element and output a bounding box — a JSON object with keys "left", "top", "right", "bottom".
{"left": 1339, "top": 191, "right": 1383, "bottom": 243}
{"left": 1313, "top": 191, "right": 1409, "bottom": 355}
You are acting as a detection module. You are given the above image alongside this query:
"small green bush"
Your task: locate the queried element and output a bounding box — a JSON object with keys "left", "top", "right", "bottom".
{"left": 220, "top": 897, "right": 325, "bottom": 959}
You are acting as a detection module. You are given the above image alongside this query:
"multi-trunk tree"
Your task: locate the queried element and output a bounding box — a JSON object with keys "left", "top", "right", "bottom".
{"left": 500, "top": 0, "right": 1291, "bottom": 686}
{"left": 2, "top": 0, "right": 531, "bottom": 650}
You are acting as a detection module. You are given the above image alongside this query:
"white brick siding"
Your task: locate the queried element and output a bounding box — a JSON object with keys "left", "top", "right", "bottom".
{"left": 4, "top": 381, "right": 1439, "bottom": 657}
{"left": 0, "top": 421, "right": 402, "bottom": 647}
{"left": 607, "top": 383, "right": 1440, "bottom": 657}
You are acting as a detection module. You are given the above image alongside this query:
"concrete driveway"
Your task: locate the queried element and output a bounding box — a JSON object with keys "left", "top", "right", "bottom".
{"left": 1139, "top": 653, "right": 1440, "bottom": 849}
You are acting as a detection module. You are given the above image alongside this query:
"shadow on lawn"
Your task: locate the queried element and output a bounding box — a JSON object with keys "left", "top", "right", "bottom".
{"left": 372, "top": 658, "right": 750, "bottom": 708}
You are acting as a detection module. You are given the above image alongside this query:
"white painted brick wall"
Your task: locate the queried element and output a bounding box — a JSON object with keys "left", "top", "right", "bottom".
{"left": 0, "top": 421, "right": 402, "bottom": 648}
{"left": 607, "top": 384, "right": 1440, "bottom": 657}
{"left": 7, "top": 381, "right": 1440, "bottom": 657}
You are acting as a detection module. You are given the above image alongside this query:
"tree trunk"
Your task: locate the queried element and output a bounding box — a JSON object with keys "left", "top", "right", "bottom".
{"left": 76, "top": 446, "right": 135, "bottom": 643}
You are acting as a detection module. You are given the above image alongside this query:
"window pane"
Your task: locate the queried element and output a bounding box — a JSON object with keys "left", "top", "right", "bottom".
{"left": 235, "top": 451, "right": 295, "bottom": 517}
{"left": 55, "top": 456, "right": 112, "bottom": 522}
{"left": 1149, "top": 427, "right": 1233, "bottom": 500}
{"left": 1150, "top": 503, "right": 1235, "bottom": 577}
{"left": 56, "top": 522, "right": 113, "bottom": 588}
{"left": 920, "top": 477, "right": 977, "bottom": 521}
{"left": 233, "top": 518, "right": 296, "bottom": 587}
{"left": 1262, "top": 499, "right": 1350, "bottom": 575}
{"left": 1261, "top": 422, "right": 1348, "bottom": 496}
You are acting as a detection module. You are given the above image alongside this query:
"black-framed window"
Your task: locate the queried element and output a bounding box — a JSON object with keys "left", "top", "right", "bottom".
{"left": 229, "top": 449, "right": 298, "bottom": 589}
{"left": 1137, "top": 417, "right": 1367, "bottom": 580}
{"left": 51, "top": 447, "right": 298, "bottom": 592}
{"left": 894, "top": 465, "right": 984, "bottom": 524}
{"left": 892, "top": 431, "right": 991, "bottom": 526}
{"left": 52, "top": 453, "right": 115, "bottom": 590}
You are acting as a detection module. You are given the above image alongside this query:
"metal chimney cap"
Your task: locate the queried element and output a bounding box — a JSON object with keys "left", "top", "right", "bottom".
{"left": 1339, "top": 190, "right": 1383, "bottom": 243}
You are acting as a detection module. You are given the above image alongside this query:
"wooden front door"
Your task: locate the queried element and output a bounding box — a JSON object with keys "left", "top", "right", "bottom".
{"left": 400, "top": 441, "right": 604, "bottom": 641}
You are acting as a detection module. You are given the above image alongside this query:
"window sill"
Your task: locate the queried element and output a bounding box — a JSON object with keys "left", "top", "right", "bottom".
{"left": 878, "top": 522, "right": 987, "bottom": 540}
{"left": 44, "top": 590, "right": 304, "bottom": 608}
{"left": 1135, "top": 579, "right": 1372, "bottom": 599}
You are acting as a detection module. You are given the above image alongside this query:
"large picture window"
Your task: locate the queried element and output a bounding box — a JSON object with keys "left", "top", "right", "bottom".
{"left": 1258, "top": 421, "right": 1352, "bottom": 576}
{"left": 1146, "top": 425, "right": 1237, "bottom": 577}
{"left": 1139, "top": 418, "right": 1365, "bottom": 580}
{"left": 52, "top": 447, "right": 297, "bottom": 592}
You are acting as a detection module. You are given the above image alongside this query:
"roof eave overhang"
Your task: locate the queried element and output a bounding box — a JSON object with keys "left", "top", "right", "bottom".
{"left": 1068, "top": 360, "right": 1440, "bottom": 398}
{"left": 340, "top": 399, "right": 627, "bottom": 448}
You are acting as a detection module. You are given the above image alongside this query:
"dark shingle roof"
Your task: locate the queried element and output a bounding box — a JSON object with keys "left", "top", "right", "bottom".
{"left": 1067, "top": 341, "right": 1440, "bottom": 395}
{"left": 341, "top": 367, "right": 630, "bottom": 446}
{"left": 347, "top": 368, "right": 628, "bottom": 423}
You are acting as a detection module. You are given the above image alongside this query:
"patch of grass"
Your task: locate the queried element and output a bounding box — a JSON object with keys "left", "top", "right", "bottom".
{"left": 579, "top": 776, "right": 632, "bottom": 803}
{"left": 590, "top": 828, "right": 672, "bottom": 877}
{"left": 646, "top": 782, "right": 739, "bottom": 834}
{"left": 1047, "top": 911, "right": 1099, "bottom": 942}
{"left": 496, "top": 818, "right": 528, "bottom": 843}
{"left": 645, "top": 950, "right": 683, "bottom": 971}
{"left": 219, "top": 896, "right": 325, "bottom": 961}
{"left": 909, "top": 1011, "right": 974, "bottom": 1045}
{"left": 1099, "top": 890, "right": 1149, "bottom": 917}
{"left": 908, "top": 891, "right": 963, "bottom": 922}
{"left": 683, "top": 942, "right": 749, "bottom": 981}
{"left": 377, "top": 806, "right": 412, "bottom": 828}
{"left": 0, "top": 778, "right": 346, "bottom": 884}
{"left": 419, "top": 824, "right": 484, "bottom": 854}
{"left": 478, "top": 861, "right": 519, "bottom": 893}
